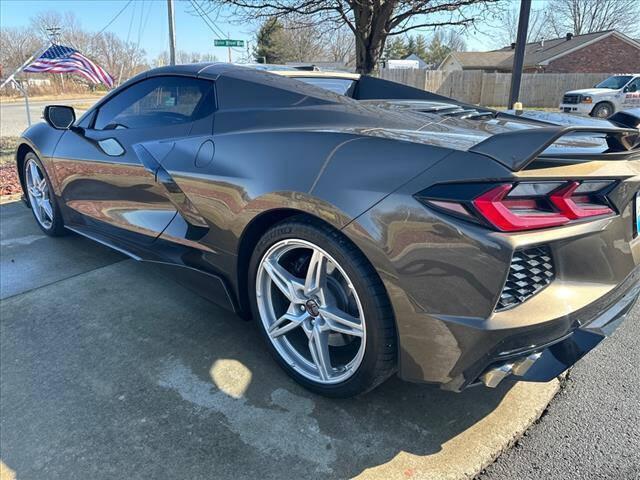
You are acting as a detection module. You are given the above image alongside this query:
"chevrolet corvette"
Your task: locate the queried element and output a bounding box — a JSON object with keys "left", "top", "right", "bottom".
{"left": 16, "top": 64, "right": 640, "bottom": 397}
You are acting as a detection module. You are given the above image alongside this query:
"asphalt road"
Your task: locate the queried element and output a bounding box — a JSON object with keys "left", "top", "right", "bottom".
{"left": 0, "top": 200, "right": 561, "bottom": 480}
{"left": 481, "top": 302, "right": 640, "bottom": 479}
{"left": 0, "top": 98, "right": 96, "bottom": 137}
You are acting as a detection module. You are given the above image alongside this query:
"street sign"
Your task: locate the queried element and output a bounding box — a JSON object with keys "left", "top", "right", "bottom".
{"left": 214, "top": 39, "right": 245, "bottom": 47}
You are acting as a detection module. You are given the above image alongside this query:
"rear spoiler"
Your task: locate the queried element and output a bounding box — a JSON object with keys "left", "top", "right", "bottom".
{"left": 468, "top": 126, "right": 640, "bottom": 171}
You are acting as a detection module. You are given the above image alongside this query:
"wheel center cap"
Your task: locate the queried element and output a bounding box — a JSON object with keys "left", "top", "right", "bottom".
{"left": 305, "top": 299, "right": 320, "bottom": 317}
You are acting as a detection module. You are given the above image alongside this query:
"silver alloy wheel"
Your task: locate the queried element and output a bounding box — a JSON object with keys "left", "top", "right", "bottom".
{"left": 256, "top": 239, "right": 366, "bottom": 384}
{"left": 25, "top": 158, "right": 54, "bottom": 230}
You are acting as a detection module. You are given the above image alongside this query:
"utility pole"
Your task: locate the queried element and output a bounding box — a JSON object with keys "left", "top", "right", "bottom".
{"left": 45, "top": 27, "right": 61, "bottom": 44}
{"left": 167, "top": 0, "right": 176, "bottom": 65}
{"left": 227, "top": 32, "right": 232, "bottom": 63}
{"left": 45, "top": 27, "right": 65, "bottom": 93}
{"left": 508, "top": 0, "right": 531, "bottom": 109}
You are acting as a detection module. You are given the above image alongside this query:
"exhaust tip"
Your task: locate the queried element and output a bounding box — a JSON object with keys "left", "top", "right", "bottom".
{"left": 480, "top": 363, "right": 514, "bottom": 388}
{"left": 480, "top": 352, "right": 542, "bottom": 388}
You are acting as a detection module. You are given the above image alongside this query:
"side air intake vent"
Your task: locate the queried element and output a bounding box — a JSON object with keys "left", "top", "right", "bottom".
{"left": 496, "top": 246, "right": 554, "bottom": 311}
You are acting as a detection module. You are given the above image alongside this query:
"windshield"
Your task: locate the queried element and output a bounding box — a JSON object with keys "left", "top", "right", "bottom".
{"left": 595, "top": 75, "right": 633, "bottom": 89}
{"left": 295, "top": 77, "right": 357, "bottom": 96}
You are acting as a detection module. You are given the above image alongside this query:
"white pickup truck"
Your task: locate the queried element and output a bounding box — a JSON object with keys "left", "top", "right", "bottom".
{"left": 559, "top": 74, "right": 640, "bottom": 118}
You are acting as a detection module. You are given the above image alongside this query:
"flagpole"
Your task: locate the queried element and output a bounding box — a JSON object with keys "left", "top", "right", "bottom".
{"left": 0, "top": 42, "right": 50, "bottom": 91}
{"left": 0, "top": 42, "right": 51, "bottom": 127}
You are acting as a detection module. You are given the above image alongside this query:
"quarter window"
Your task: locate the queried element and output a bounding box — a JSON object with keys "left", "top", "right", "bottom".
{"left": 94, "top": 76, "right": 215, "bottom": 130}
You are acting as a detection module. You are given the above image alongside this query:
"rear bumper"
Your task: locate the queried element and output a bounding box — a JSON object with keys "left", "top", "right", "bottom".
{"left": 450, "top": 266, "right": 640, "bottom": 391}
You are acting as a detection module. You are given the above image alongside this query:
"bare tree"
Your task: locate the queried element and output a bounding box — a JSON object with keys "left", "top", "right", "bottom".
{"left": 154, "top": 51, "right": 219, "bottom": 67}
{"left": 547, "top": 0, "right": 640, "bottom": 37}
{"left": 441, "top": 29, "right": 467, "bottom": 52}
{"left": 492, "top": 4, "right": 551, "bottom": 47}
{"left": 425, "top": 29, "right": 467, "bottom": 65}
{"left": 324, "top": 26, "right": 356, "bottom": 66}
{"left": 205, "top": 0, "right": 499, "bottom": 74}
{"left": 0, "top": 28, "right": 43, "bottom": 74}
{"left": 282, "top": 19, "right": 328, "bottom": 62}
{"left": 1, "top": 11, "right": 148, "bottom": 89}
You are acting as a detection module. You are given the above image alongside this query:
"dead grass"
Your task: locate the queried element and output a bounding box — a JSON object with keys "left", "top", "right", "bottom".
{"left": 0, "top": 136, "right": 19, "bottom": 164}
{"left": 0, "top": 136, "right": 22, "bottom": 196}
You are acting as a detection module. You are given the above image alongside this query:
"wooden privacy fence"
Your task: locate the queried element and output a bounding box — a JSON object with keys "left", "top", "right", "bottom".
{"left": 379, "top": 69, "right": 616, "bottom": 107}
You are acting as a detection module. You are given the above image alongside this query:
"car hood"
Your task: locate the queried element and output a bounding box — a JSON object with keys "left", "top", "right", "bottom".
{"left": 565, "top": 88, "right": 615, "bottom": 96}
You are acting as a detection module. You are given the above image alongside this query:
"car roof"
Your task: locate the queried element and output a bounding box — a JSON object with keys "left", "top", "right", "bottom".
{"left": 270, "top": 70, "right": 361, "bottom": 80}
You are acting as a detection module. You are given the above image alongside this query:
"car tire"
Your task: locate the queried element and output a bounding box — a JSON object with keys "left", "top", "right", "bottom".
{"left": 590, "top": 102, "right": 614, "bottom": 118}
{"left": 248, "top": 215, "right": 397, "bottom": 397}
{"left": 22, "top": 152, "right": 66, "bottom": 236}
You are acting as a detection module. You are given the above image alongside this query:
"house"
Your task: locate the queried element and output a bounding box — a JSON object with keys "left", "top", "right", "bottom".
{"left": 404, "top": 53, "right": 432, "bottom": 69}
{"left": 439, "top": 51, "right": 514, "bottom": 73}
{"left": 439, "top": 30, "right": 640, "bottom": 73}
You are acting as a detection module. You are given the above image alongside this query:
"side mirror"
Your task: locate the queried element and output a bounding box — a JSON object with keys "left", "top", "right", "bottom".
{"left": 43, "top": 105, "right": 76, "bottom": 129}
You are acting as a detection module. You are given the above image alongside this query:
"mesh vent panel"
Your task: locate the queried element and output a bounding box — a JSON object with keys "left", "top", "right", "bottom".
{"left": 496, "top": 246, "right": 554, "bottom": 311}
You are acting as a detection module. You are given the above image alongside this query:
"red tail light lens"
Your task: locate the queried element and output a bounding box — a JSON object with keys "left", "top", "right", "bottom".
{"left": 473, "top": 184, "right": 570, "bottom": 231}
{"left": 549, "top": 181, "right": 614, "bottom": 219}
{"left": 418, "top": 180, "right": 616, "bottom": 232}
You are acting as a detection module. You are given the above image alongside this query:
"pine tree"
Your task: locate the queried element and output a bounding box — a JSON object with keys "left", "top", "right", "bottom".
{"left": 385, "top": 37, "right": 408, "bottom": 59}
{"left": 253, "top": 17, "right": 291, "bottom": 64}
{"left": 413, "top": 35, "right": 429, "bottom": 60}
{"left": 406, "top": 36, "right": 416, "bottom": 57}
{"left": 426, "top": 32, "right": 453, "bottom": 66}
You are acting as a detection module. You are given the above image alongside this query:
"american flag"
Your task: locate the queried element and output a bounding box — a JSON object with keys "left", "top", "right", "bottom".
{"left": 24, "top": 44, "right": 114, "bottom": 88}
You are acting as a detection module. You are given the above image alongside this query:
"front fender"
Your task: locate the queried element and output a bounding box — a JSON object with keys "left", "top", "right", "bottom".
{"left": 16, "top": 123, "right": 66, "bottom": 199}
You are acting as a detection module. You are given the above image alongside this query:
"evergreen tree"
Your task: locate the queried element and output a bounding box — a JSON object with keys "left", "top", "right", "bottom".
{"left": 426, "top": 32, "right": 453, "bottom": 66}
{"left": 413, "top": 35, "right": 429, "bottom": 60}
{"left": 406, "top": 36, "right": 416, "bottom": 57}
{"left": 253, "top": 17, "right": 290, "bottom": 64}
{"left": 384, "top": 37, "right": 408, "bottom": 59}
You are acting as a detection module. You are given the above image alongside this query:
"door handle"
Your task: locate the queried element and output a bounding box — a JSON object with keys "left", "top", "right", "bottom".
{"left": 97, "top": 138, "right": 125, "bottom": 156}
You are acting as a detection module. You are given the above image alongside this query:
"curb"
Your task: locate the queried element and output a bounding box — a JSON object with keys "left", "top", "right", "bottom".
{"left": 355, "top": 379, "right": 561, "bottom": 480}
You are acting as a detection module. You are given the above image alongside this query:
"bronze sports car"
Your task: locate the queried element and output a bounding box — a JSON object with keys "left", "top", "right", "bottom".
{"left": 16, "top": 64, "right": 640, "bottom": 396}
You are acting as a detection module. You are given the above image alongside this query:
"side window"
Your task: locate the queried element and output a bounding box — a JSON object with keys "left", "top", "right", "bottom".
{"left": 627, "top": 78, "right": 640, "bottom": 92}
{"left": 94, "top": 76, "right": 215, "bottom": 130}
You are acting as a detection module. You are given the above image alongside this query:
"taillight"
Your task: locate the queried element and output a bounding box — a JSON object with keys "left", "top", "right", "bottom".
{"left": 549, "top": 181, "right": 614, "bottom": 219}
{"left": 473, "top": 184, "right": 570, "bottom": 231}
{"left": 416, "top": 181, "right": 615, "bottom": 232}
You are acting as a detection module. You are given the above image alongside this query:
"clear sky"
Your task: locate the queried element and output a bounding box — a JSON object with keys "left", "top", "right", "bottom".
{"left": 0, "top": 0, "right": 499, "bottom": 62}
{"left": 0, "top": 0, "right": 254, "bottom": 62}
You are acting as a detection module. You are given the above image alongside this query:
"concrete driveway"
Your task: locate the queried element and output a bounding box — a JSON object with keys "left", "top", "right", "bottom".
{"left": 0, "top": 200, "right": 559, "bottom": 480}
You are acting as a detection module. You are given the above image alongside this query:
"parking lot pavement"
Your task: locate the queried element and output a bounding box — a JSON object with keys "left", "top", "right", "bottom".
{"left": 0, "top": 201, "right": 559, "bottom": 480}
{"left": 0, "top": 201, "right": 125, "bottom": 299}
{"left": 480, "top": 297, "right": 640, "bottom": 479}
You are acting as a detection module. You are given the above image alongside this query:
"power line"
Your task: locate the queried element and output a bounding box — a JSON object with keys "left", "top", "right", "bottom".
{"left": 189, "top": 1, "right": 224, "bottom": 38}
{"left": 189, "top": 0, "right": 245, "bottom": 55}
{"left": 96, "top": 0, "right": 134, "bottom": 37}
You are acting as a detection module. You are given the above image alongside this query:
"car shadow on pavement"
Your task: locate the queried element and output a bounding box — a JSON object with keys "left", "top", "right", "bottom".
{"left": 0, "top": 208, "right": 515, "bottom": 480}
